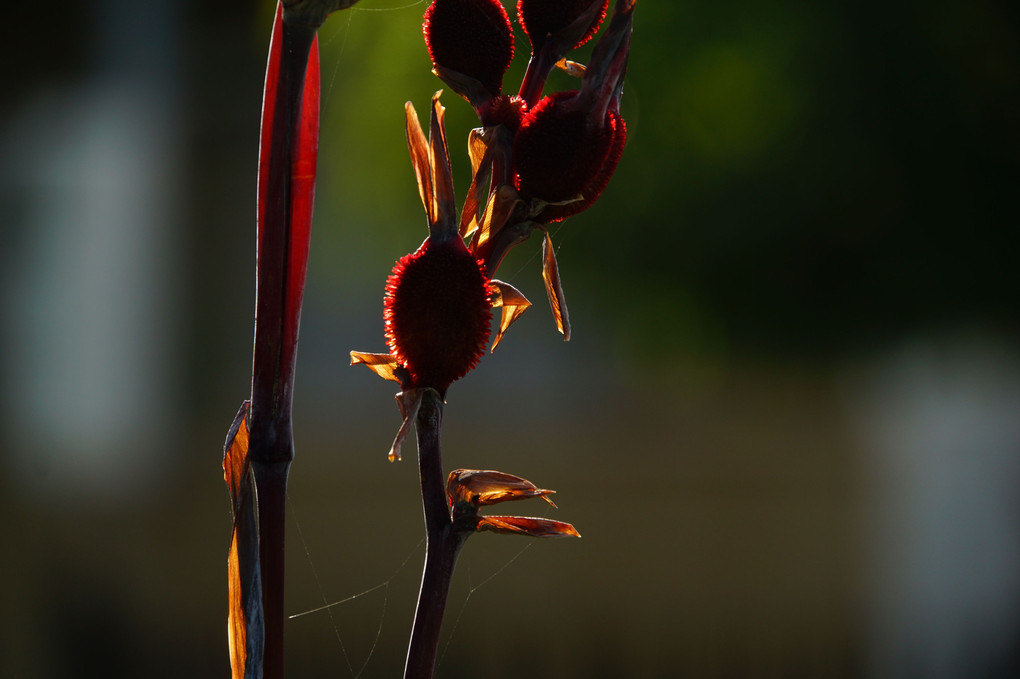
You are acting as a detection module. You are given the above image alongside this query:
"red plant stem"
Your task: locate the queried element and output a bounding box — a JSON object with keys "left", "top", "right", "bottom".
{"left": 403, "top": 390, "right": 471, "bottom": 679}
{"left": 517, "top": 45, "right": 558, "bottom": 108}
{"left": 250, "top": 24, "right": 316, "bottom": 440}
{"left": 249, "top": 16, "right": 319, "bottom": 679}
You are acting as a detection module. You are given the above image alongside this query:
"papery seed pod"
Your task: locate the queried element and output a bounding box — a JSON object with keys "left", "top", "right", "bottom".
{"left": 384, "top": 236, "right": 493, "bottom": 394}
{"left": 424, "top": 0, "right": 514, "bottom": 104}
{"left": 512, "top": 89, "right": 626, "bottom": 222}
{"left": 517, "top": 0, "right": 609, "bottom": 52}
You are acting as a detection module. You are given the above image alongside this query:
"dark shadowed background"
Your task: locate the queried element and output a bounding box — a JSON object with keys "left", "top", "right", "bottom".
{"left": 2, "top": 1, "right": 1019, "bottom": 677}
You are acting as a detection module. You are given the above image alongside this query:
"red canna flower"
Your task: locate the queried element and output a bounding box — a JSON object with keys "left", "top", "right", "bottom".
{"left": 424, "top": 0, "right": 514, "bottom": 109}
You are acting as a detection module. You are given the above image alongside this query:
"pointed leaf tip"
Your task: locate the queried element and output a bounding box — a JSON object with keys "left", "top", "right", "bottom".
{"left": 555, "top": 58, "right": 587, "bottom": 78}
{"left": 459, "top": 127, "right": 495, "bottom": 240}
{"left": 350, "top": 351, "right": 402, "bottom": 384}
{"left": 252, "top": 4, "right": 320, "bottom": 426}
{"left": 429, "top": 91, "right": 457, "bottom": 237}
{"left": 488, "top": 279, "right": 532, "bottom": 352}
{"left": 405, "top": 100, "right": 435, "bottom": 227}
{"left": 223, "top": 401, "right": 252, "bottom": 510}
{"left": 476, "top": 515, "right": 581, "bottom": 538}
{"left": 447, "top": 469, "right": 557, "bottom": 511}
{"left": 388, "top": 389, "right": 426, "bottom": 462}
{"left": 223, "top": 401, "right": 264, "bottom": 679}
{"left": 541, "top": 231, "right": 571, "bottom": 341}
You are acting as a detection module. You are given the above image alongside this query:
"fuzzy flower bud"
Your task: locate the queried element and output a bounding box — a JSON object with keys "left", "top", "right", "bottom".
{"left": 384, "top": 237, "right": 492, "bottom": 394}
{"left": 424, "top": 0, "right": 514, "bottom": 107}
{"left": 512, "top": 90, "right": 625, "bottom": 222}
{"left": 512, "top": 0, "right": 632, "bottom": 221}
{"left": 517, "top": 0, "right": 608, "bottom": 53}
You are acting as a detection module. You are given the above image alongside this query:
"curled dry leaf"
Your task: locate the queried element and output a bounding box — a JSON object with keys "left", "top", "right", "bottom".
{"left": 447, "top": 468, "right": 557, "bottom": 510}
{"left": 541, "top": 230, "right": 571, "bottom": 340}
{"left": 388, "top": 388, "right": 427, "bottom": 462}
{"left": 476, "top": 515, "right": 581, "bottom": 538}
{"left": 405, "top": 100, "right": 436, "bottom": 227}
{"left": 488, "top": 279, "right": 531, "bottom": 352}
{"left": 468, "top": 126, "right": 492, "bottom": 173}
{"left": 350, "top": 351, "right": 402, "bottom": 383}
{"left": 428, "top": 93, "right": 456, "bottom": 232}
{"left": 472, "top": 184, "right": 521, "bottom": 253}
{"left": 223, "top": 403, "right": 251, "bottom": 509}
{"left": 223, "top": 402, "right": 264, "bottom": 679}
{"left": 459, "top": 127, "right": 495, "bottom": 239}
{"left": 555, "top": 58, "right": 587, "bottom": 78}
{"left": 407, "top": 93, "right": 459, "bottom": 240}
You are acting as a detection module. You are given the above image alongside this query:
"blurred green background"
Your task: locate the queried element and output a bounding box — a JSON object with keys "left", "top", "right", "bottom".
{"left": 2, "top": 1, "right": 1019, "bottom": 677}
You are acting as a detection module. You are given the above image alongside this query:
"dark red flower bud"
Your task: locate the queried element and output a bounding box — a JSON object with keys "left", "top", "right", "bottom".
{"left": 478, "top": 93, "right": 527, "bottom": 131}
{"left": 424, "top": 0, "right": 514, "bottom": 105}
{"left": 512, "top": 89, "right": 626, "bottom": 221}
{"left": 517, "top": 0, "right": 609, "bottom": 53}
{"left": 384, "top": 236, "right": 493, "bottom": 394}
{"left": 513, "top": 0, "right": 632, "bottom": 221}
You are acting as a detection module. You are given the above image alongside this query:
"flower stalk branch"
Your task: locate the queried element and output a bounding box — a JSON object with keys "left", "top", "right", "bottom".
{"left": 401, "top": 392, "right": 578, "bottom": 679}
{"left": 352, "top": 2, "right": 633, "bottom": 677}
{"left": 403, "top": 390, "right": 471, "bottom": 679}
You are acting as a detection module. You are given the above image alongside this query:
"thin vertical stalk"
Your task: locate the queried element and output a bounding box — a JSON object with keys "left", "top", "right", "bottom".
{"left": 249, "top": 15, "right": 318, "bottom": 679}
{"left": 228, "top": 3, "right": 360, "bottom": 678}
{"left": 250, "top": 459, "right": 289, "bottom": 679}
{"left": 403, "top": 390, "right": 470, "bottom": 679}
{"left": 249, "top": 21, "right": 316, "bottom": 438}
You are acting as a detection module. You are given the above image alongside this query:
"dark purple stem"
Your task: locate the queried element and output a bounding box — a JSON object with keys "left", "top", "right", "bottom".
{"left": 248, "top": 19, "right": 317, "bottom": 679}
{"left": 480, "top": 219, "right": 534, "bottom": 275}
{"left": 518, "top": 45, "right": 558, "bottom": 108}
{"left": 250, "top": 24, "right": 316, "bottom": 440}
{"left": 403, "top": 390, "right": 471, "bottom": 679}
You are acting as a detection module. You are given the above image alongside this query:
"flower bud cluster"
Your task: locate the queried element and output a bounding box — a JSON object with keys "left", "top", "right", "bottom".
{"left": 425, "top": 0, "right": 633, "bottom": 223}
{"left": 351, "top": 1, "right": 634, "bottom": 415}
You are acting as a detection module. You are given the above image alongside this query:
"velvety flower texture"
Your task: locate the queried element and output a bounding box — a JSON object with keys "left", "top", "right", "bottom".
{"left": 517, "top": 0, "right": 609, "bottom": 52}
{"left": 384, "top": 236, "right": 491, "bottom": 394}
{"left": 351, "top": 1, "right": 635, "bottom": 461}
{"left": 513, "top": 89, "right": 627, "bottom": 222}
{"left": 424, "top": 0, "right": 514, "bottom": 103}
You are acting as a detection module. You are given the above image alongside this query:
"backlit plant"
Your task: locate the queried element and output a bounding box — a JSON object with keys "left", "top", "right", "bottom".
{"left": 351, "top": 1, "right": 635, "bottom": 677}
{"left": 222, "top": 3, "right": 359, "bottom": 679}
{"left": 222, "top": 1, "right": 633, "bottom": 677}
